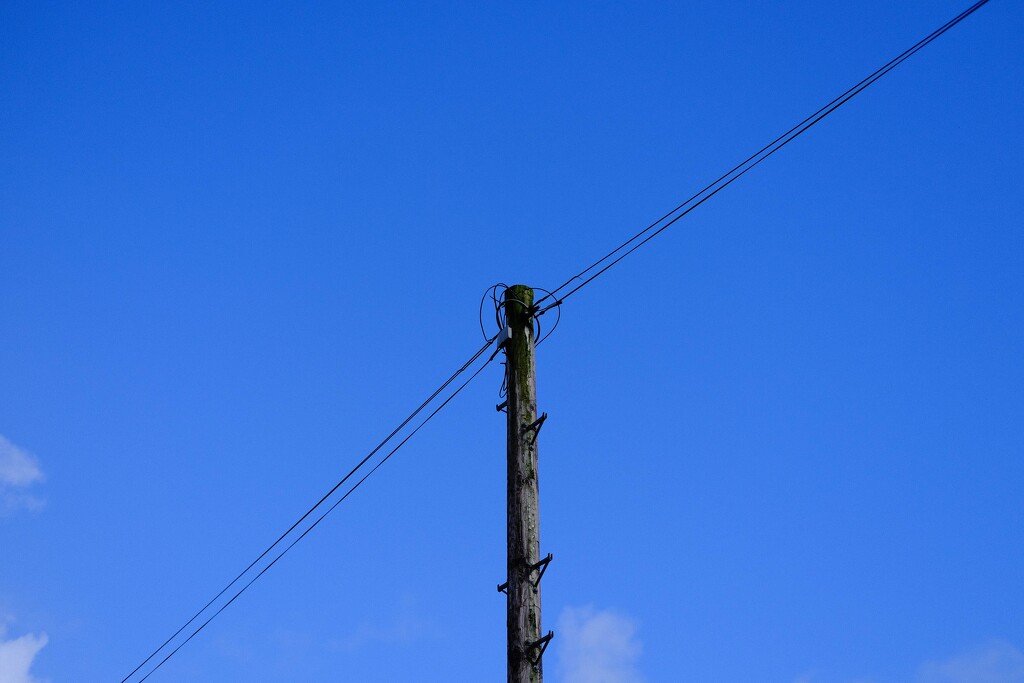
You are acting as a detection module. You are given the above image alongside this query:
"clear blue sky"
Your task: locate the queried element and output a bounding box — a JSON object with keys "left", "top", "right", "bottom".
{"left": 2, "top": 1, "right": 1022, "bottom": 681}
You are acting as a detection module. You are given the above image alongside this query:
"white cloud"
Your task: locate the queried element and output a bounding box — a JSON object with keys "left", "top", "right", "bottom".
{"left": 0, "top": 435, "right": 45, "bottom": 515}
{"left": 0, "top": 619, "right": 48, "bottom": 683}
{"left": 329, "top": 596, "right": 437, "bottom": 653}
{"left": 793, "top": 642, "right": 1024, "bottom": 683}
{"left": 556, "top": 605, "right": 644, "bottom": 683}
{"left": 331, "top": 612, "right": 434, "bottom": 652}
{"left": 792, "top": 676, "right": 877, "bottom": 683}
{"left": 918, "top": 641, "right": 1024, "bottom": 683}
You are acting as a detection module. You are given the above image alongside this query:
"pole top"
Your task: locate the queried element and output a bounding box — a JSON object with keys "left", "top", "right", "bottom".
{"left": 503, "top": 284, "right": 535, "bottom": 307}
{"left": 503, "top": 285, "right": 535, "bottom": 340}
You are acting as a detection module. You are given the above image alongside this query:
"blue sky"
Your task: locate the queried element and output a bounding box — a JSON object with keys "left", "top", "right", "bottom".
{"left": 1, "top": 1, "right": 1022, "bottom": 681}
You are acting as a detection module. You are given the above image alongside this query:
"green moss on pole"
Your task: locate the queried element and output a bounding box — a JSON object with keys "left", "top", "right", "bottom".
{"left": 503, "top": 284, "right": 544, "bottom": 683}
{"left": 505, "top": 284, "right": 535, "bottom": 383}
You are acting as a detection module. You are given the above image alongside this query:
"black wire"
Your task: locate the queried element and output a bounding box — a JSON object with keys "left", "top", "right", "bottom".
{"left": 531, "top": 287, "right": 562, "bottom": 346}
{"left": 535, "top": 0, "right": 991, "bottom": 314}
{"left": 479, "top": 283, "right": 508, "bottom": 341}
{"left": 124, "top": 7, "right": 992, "bottom": 676}
{"left": 134, "top": 351, "right": 496, "bottom": 682}
{"left": 121, "top": 337, "right": 496, "bottom": 683}
{"left": 499, "top": 361, "right": 508, "bottom": 399}
{"left": 495, "top": 288, "right": 507, "bottom": 330}
{"left": 133, "top": 352, "right": 495, "bottom": 683}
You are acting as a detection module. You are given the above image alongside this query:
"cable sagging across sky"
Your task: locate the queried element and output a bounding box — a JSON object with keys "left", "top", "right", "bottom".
{"left": 119, "top": 336, "right": 497, "bottom": 682}
{"left": 534, "top": 0, "right": 991, "bottom": 316}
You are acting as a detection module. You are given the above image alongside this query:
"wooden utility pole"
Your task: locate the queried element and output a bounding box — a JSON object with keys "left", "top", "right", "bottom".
{"left": 502, "top": 284, "right": 552, "bottom": 683}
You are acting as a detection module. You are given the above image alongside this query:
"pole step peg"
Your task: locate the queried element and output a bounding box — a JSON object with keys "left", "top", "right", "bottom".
{"left": 527, "top": 631, "right": 554, "bottom": 665}
{"left": 497, "top": 552, "right": 552, "bottom": 594}
{"left": 528, "top": 553, "right": 553, "bottom": 587}
{"left": 521, "top": 412, "right": 548, "bottom": 443}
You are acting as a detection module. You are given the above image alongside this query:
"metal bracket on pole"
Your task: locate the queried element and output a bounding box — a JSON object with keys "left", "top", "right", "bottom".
{"left": 528, "top": 553, "right": 553, "bottom": 588}
{"left": 488, "top": 327, "right": 513, "bottom": 362}
{"left": 497, "top": 552, "right": 553, "bottom": 594}
{"left": 495, "top": 326, "right": 512, "bottom": 349}
{"left": 496, "top": 400, "right": 508, "bottom": 413}
{"left": 521, "top": 412, "right": 548, "bottom": 444}
{"left": 526, "top": 631, "right": 554, "bottom": 665}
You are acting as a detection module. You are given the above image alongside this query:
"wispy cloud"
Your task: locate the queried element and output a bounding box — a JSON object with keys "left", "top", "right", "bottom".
{"left": 331, "top": 612, "right": 434, "bottom": 652}
{"left": 792, "top": 674, "right": 875, "bottom": 683}
{"left": 0, "top": 435, "right": 45, "bottom": 516}
{"left": 795, "top": 641, "right": 1024, "bottom": 683}
{"left": 556, "top": 605, "right": 644, "bottom": 683}
{"left": 0, "top": 618, "right": 48, "bottom": 683}
{"left": 918, "top": 640, "right": 1024, "bottom": 683}
{"left": 329, "top": 596, "right": 438, "bottom": 653}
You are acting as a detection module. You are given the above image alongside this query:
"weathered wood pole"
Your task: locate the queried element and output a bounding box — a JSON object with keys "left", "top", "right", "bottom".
{"left": 504, "top": 284, "right": 544, "bottom": 683}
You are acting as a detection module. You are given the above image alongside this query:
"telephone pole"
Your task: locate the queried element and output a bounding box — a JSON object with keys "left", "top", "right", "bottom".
{"left": 500, "top": 284, "right": 553, "bottom": 683}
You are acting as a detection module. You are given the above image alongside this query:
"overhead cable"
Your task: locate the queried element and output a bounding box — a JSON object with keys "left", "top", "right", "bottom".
{"left": 534, "top": 0, "right": 991, "bottom": 316}
{"left": 120, "top": 337, "right": 497, "bottom": 682}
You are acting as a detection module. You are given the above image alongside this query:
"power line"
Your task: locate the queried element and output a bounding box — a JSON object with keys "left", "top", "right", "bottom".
{"left": 120, "top": 337, "right": 496, "bottom": 682}
{"left": 534, "top": 0, "right": 991, "bottom": 316}
{"left": 120, "top": 1, "right": 992, "bottom": 676}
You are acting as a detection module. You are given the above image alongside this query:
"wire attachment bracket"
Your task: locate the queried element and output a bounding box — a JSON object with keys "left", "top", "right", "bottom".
{"left": 526, "top": 631, "right": 554, "bottom": 665}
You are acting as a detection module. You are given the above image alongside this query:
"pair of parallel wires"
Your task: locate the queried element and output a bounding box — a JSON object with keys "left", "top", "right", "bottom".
{"left": 121, "top": 1, "right": 991, "bottom": 679}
